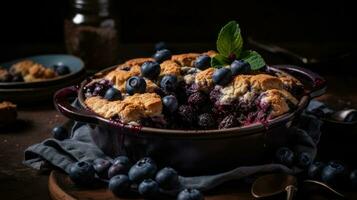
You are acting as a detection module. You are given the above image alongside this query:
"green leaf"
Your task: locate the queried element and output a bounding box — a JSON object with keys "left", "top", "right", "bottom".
{"left": 211, "top": 54, "right": 230, "bottom": 68}
{"left": 216, "top": 20, "right": 243, "bottom": 57}
{"left": 240, "top": 50, "right": 266, "bottom": 70}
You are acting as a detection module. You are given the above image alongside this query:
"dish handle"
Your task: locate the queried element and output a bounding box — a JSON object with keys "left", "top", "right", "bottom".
{"left": 269, "top": 65, "right": 326, "bottom": 99}
{"left": 53, "top": 86, "right": 101, "bottom": 124}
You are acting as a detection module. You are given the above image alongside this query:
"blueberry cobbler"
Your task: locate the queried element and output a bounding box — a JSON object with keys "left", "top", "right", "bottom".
{"left": 83, "top": 21, "right": 304, "bottom": 130}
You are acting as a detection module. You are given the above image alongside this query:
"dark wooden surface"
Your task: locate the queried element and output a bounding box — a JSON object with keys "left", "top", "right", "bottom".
{"left": 0, "top": 43, "right": 357, "bottom": 199}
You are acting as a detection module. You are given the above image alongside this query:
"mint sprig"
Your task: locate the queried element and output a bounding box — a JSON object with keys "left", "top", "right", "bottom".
{"left": 211, "top": 20, "right": 266, "bottom": 70}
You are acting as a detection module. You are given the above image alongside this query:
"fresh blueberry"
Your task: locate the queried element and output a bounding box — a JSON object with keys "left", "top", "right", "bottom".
{"left": 104, "top": 87, "right": 122, "bottom": 101}
{"left": 275, "top": 147, "right": 294, "bottom": 167}
{"left": 162, "top": 95, "right": 178, "bottom": 113}
{"left": 109, "top": 174, "right": 131, "bottom": 197}
{"left": 12, "top": 74, "right": 23, "bottom": 82}
{"left": 155, "top": 41, "right": 167, "bottom": 51}
{"left": 54, "top": 64, "right": 71, "bottom": 75}
{"left": 160, "top": 75, "right": 178, "bottom": 92}
{"left": 308, "top": 161, "right": 325, "bottom": 180}
{"left": 350, "top": 170, "right": 357, "bottom": 188}
{"left": 141, "top": 61, "right": 161, "bottom": 79}
{"left": 194, "top": 55, "right": 211, "bottom": 70}
{"left": 108, "top": 156, "right": 132, "bottom": 179}
{"left": 52, "top": 125, "right": 68, "bottom": 140}
{"left": 296, "top": 152, "right": 313, "bottom": 169}
{"left": 177, "top": 188, "right": 204, "bottom": 200}
{"left": 93, "top": 85, "right": 105, "bottom": 96}
{"left": 93, "top": 158, "right": 112, "bottom": 179}
{"left": 212, "top": 68, "right": 232, "bottom": 86}
{"left": 153, "top": 49, "right": 172, "bottom": 63}
{"left": 128, "top": 157, "right": 157, "bottom": 183}
{"left": 321, "top": 161, "right": 347, "bottom": 186}
{"left": 230, "top": 60, "right": 250, "bottom": 75}
{"left": 69, "top": 161, "right": 96, "bottom": 186}
{"left": 155, "top": 167, "right": 179, "bottom": 189}
{"left": 125, "top": 76, "right": 146, "bottom": 95}
{"left": 138, "top": 179, "right": 159, "bottom": 197}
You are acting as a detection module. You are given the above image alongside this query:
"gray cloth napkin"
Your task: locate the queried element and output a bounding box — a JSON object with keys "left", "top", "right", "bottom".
{"left": 23, "top": 100, "right": 322, "bottom": 192}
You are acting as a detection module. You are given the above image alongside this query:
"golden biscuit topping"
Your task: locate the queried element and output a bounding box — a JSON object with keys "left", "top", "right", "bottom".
{"left": 260, "top": 89, "right": 298, "bottom": 118}
{"left": 194, "top": 67, "right": 215, "bottom": 89}
{"left": 171, "top": 53, "right": 200, "bottom": 67}
{"left": 9, "top": 60, "right": 57, "bottom": 82}
{"left": 160, "top": 60, "right": 181, "bottom": 77}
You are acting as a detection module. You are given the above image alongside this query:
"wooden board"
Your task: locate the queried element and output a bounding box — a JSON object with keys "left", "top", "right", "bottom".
{"left": 48, "top": 171, "right": 253, "bottom": 200}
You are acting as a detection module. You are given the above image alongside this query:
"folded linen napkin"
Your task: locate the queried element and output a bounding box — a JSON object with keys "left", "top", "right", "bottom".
{"left": 24, "top": 99, "right": 322, "bottom": 192}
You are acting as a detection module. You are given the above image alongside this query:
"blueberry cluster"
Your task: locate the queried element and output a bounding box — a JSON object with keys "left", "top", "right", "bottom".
{"left": 68, "top": 156, "right": 204, "bottom": 200}
{"left": 275, "top": 147, "right": 357, "bottom": 189}
{"left": 84, "top": 79, "right": 122, "bottom": 101}
{"left": 212, "top": 60, "right": 251, "bottom": 86}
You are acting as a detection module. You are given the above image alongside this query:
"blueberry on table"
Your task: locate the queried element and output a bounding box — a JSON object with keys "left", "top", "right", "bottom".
{"left": 93, "top": 158, "right": 112, "bottom": 179}
{"left": 52, "top": 125, "right": 68, "bottom": 140}
{"left": 153, "top": 49, "right": 172, "bottom": 63}
{"left": 104, "top": 87, "right": 122, "bottom": 101}
{"left": 212, "top": 68, "right": 232, "bottom": 86}
{"left": 350, "top": 170, "right": 357, "bottom": 188}
{"left": 109, "top": 174, "right": 131, "bottom": 197}
{"left": 54, "top": 64, "right": 70, "bottom": 76}
{"left": 296, "top": 152, "right": 312, "bottom": 169}
{"left": 141, "top": 61, "right": 161, "bottom": 80}
{"left": 125, "top": 76, "right": 147, "bottom": 95}
{"left": 275, "top": 147, "right": 294, "bottom": 167}
{"left": 155, "top": 41, "right": 167, "bottom": 51}
{"left": 108, "top": 156, "right": 132, "bottom": 179}
{"left": 230, "top": 60, "right": 250, "bottom": 75}
{"left": 321, "top": 161, "right": 347, "bottom": 186}
{"left": 155, "top": 167, "right": 179, "bottom": 189}
{"left": 194, "top": 55, "right": 211, "bottom": 70}
{"left": 162, "top": 95, "right": 178, "bottom": 113}
{"left": 69, "top": 161, "right": 96, "bottom": 186}
{"left": 308, "top": 161, "right": 325, "bottom": 180}
{"left": 128, "top": 157, "right": 157, "bottom": 183}
{"left": 160, "top": 75, "right": 178, "bottom": 92}
{"left": 177, "top": 188, "right": 204, "bottom": 200}
{"left": 138, "top": 179, "right": 159, "bottom": 197}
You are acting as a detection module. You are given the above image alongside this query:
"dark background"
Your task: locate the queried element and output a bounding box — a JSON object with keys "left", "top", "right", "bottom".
{"left": 0, "top": 0, "right": 356, "bottom": 64}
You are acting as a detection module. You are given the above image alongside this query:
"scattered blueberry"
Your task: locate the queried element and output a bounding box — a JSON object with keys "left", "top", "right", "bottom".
{"left": 155, "top": 167, "right": 179, "bottom": 189}
{"left": 109, "top": 174, "right": 131, "bottom": 197}
{"left": 108, "top": 156, "right": 132, "bottom": 179}
{"left": 104, "top": 87, "right": 122, "bottom": 101}
{"left": 52, "top": 125, "right": 68, "bottom": 140}
{"left": 162, "top": 95, "right": 178, "bottom": 113}
{"left": 308, "top": 161, "right": 325, "bottom": 180}
{"left": 153, "top": 49, "right": 172, "bottom": 63}
{"left": 230, "top": 60, "right": 250, "bottom": 75}
{"left": 296, "top": 152, "right": 312, "bottom": 169}
{"left": 138, "top": 179, "right": 159, "bottom": 197}
{"left": 177, "top": 188, "right": 204, "bottom": 200}
{"left": 197, "top": 113, "right": 215, "bottom": 129}
{"left": 93, "top": 158, "right": 112, "bottom": 179}
{"left": 155, "top": 41, "right": 167, "bottom": 51}
{"left": 194, "top": 55, "right": 211, "bottom": 70}
{"left": 12, "top": 74, "right": 23, "bottom": 82}
{"left": 125, "top": 76, "right": 146, "bottom": 95}
{"left": 141, "top": 61, "right": 161, "bottom": 79}
{"left": 321, "top": 161, "right": 347, "bottom": 186}
{"left": 160, "top": 75, "right": 178, "bottom": 92}
{"left": 212, "top": 68, "right": 232, "bottom": 86}
{"left": 128, "top": 157, "right": 157, "bottom": 183}
{"left": 69, "top": 161, "right": 96, "bottom": 186}
{"left": 54, "top": 64, "right": 70, "bottom": 75}
{"left": 350, "top": 170, "right": 357, "bottom": 188}
{"left": 93, "top": 85, "right": 105, "bottom": 96}
{"left": 275, "top": 147, "right": 294, "bottom": 167}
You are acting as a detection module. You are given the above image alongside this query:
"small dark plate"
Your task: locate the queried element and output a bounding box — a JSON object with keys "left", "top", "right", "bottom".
{"left": 0, "top": 54, "right": 86, "bottom": 103}
{"left": 0, "top": 54, "right": 85, "bottom": 89}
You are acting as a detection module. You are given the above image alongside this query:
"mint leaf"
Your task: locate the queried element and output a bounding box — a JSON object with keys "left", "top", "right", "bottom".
{"left": 240, "top": 50, "right": 266, "bottom": 70}
{"left": 211, "top": 54, "right": 230, "bottom": 68}
{"left": 216, "top": 21, "right": 243, "bottom": 57}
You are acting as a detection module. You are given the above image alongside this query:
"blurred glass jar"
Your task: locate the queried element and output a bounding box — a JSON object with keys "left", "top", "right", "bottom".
{"left": 65, "top": 0, "right": 119, "bottom": 71}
